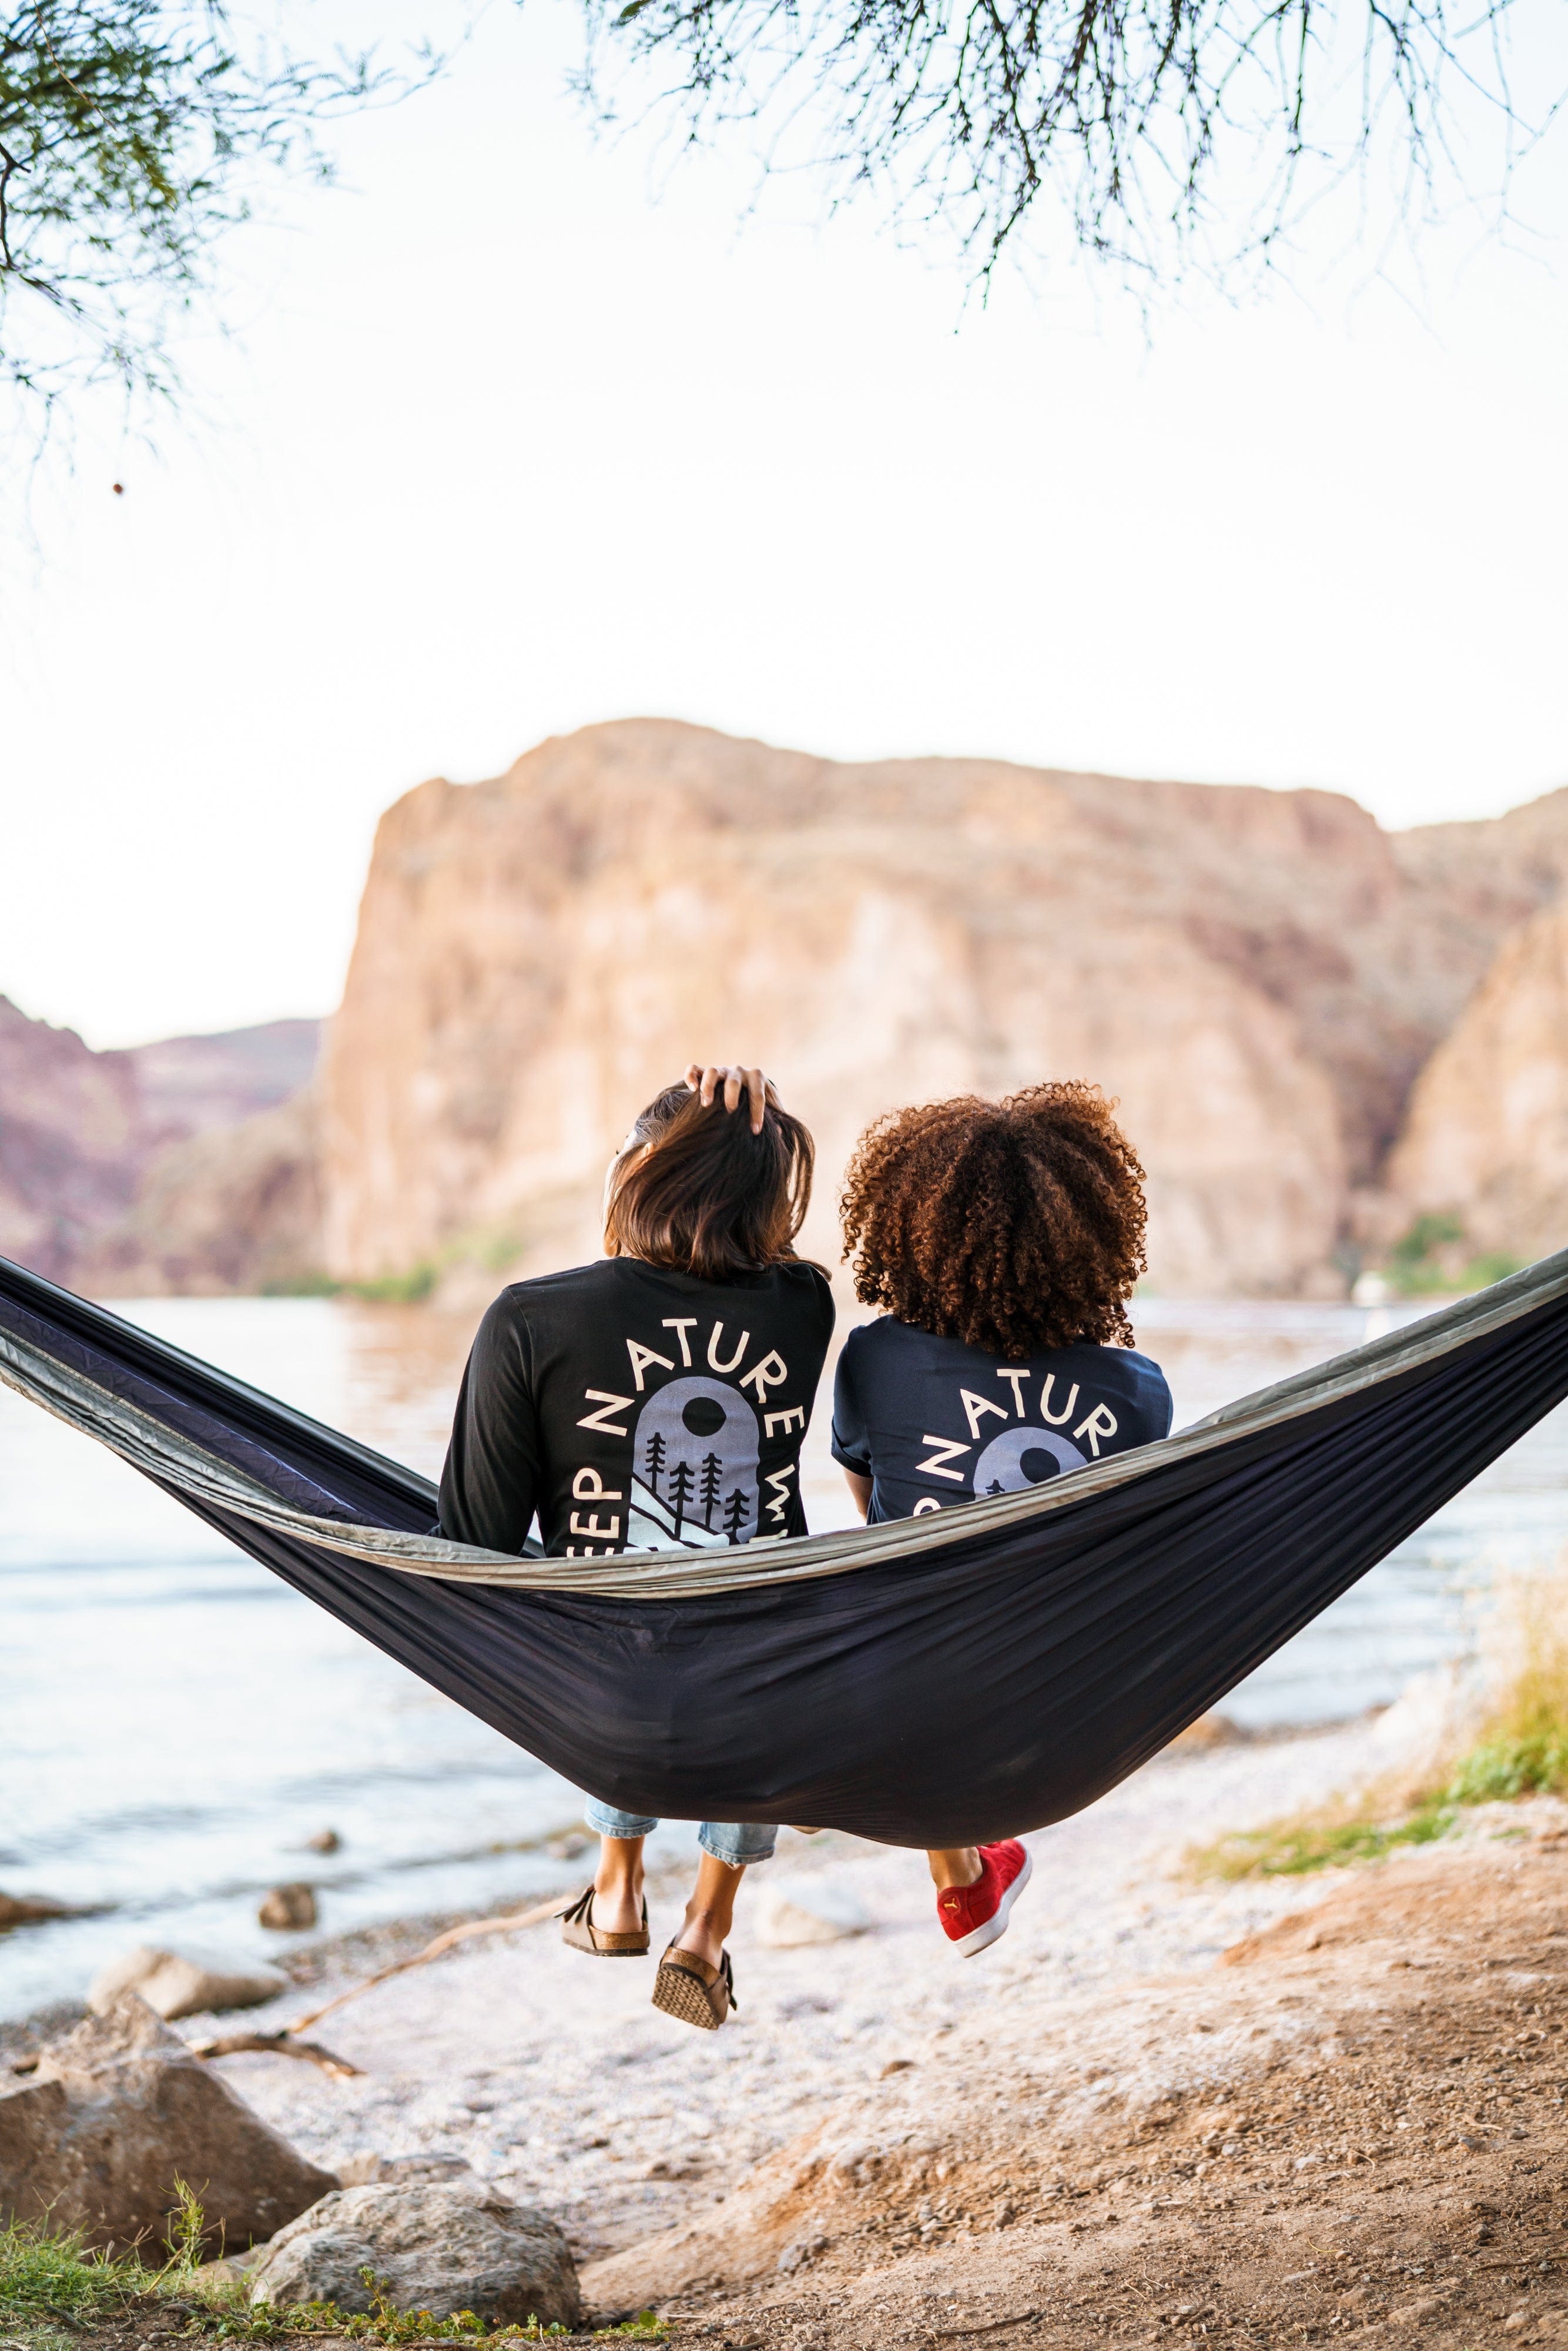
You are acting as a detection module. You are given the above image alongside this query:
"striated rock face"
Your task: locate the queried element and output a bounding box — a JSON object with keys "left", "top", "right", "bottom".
{"left": 319, "top": 721, "right": 1568, "bottom": 1298}
{"left": 1388, "top": 897, "right": 1568, "bottom": 1262}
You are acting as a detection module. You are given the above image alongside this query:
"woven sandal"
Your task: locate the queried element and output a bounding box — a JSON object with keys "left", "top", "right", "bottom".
{"left": 559, "top": 1884, "right": 649, "bottom": 1957}
{"left": 651, "top": 1940, "right": 737, "bottom": 2030}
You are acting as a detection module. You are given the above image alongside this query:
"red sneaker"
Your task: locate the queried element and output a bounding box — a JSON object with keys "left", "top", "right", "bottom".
{"left": 936, "top": 1840, "right": 1033, "bottom": 1957}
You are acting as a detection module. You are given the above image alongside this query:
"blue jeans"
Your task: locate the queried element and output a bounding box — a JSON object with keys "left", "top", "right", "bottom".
{"left": 583, "top": 1799, "right": 777, "bottom": 1868}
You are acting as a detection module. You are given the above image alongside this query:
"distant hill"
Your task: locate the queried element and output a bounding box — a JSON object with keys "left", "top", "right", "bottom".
{"left": 0, "top": 1005, "right": 321, "bottom": 1288}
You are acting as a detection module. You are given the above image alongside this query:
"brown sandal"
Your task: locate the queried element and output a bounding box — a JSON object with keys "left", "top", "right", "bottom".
{"left": 560, "top": 1884, "right": 649, "bottom": 1957}
{"left": 651, "top": 1940, "right": 737, "bottom": 2030}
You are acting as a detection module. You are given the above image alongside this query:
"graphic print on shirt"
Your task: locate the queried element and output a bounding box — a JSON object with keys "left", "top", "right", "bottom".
{"left": 971, "top": 1424, "right": 1086, "bottom": 1494}
{"left": 909, "top": 1369, "right": 1123, "bottom": 1509}
{"left": 628, "top": 1375, "right": 760, "bottom": 1550}
{"left": 937, "top": 1371, "right": 1113, "bottom": 1495}
{"left": 567, "top": 1312, "right": 805, "bottom": 1555}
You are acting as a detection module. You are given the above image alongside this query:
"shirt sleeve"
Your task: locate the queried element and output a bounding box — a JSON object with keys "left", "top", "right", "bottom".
{"left": 437, "top": 1293, "right": 542, "bottom": 1553}
{"left": 830, "top": 1330, "right": 872, "bottom": 1476}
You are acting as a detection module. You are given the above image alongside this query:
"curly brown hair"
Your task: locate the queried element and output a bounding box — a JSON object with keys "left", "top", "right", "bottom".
{"left": 839, "top": 1081, "right": 1148, "bottom": 1356}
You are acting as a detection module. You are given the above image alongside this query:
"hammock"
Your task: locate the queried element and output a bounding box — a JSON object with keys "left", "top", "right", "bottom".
{"left": 3, "top": 1250, "right": 1567, "bottom": 1850}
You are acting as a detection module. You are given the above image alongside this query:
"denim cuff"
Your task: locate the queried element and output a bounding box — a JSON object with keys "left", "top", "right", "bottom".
{"left": 584, "top": 1799, "right": 660, "bottom": 1839}
{"left": 698, "top": 1821, "right": 778, "bottom": 1867}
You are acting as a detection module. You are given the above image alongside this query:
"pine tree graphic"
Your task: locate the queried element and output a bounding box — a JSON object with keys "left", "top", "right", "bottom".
{"left": 669, "top": 1456, "right": 695, "bottom": 1536}
{"left": 643, "top": 1428, "right": 666, "bottom": 1495}
{"left": 699, "top": 1451, "right": 722, "bottom": 1529}
{"left": 722, "top": 1487, "right": 752, "bottom": 1545}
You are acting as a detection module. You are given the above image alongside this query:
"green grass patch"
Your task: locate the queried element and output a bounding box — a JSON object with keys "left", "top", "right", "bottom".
{"left": 0, "top": 2213, "right": 665, "bottom": 2345}
{"left": 1377, "top": 1214, "right": 1523, "bottom": 1299}
{"left": 1448, "top": 1732, "right": 1568, "bottom": 1804}
{"left": 1189, "top": 1797, "right": 1458, "bottom": 1881}
{"left": 340, "top": 1265, "right": 439, "bottom": 1307}
{"left": 1191, "top": 1560, "right": 1568, "bottom": 1884}
{"left": 0, "top": 2213, "right": 163, "bottom": 2331}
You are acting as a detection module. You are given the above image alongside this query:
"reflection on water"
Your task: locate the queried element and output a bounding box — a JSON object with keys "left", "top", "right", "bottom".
{"left": 1, "top": 1290, "right": 1564, "bottom": 2021}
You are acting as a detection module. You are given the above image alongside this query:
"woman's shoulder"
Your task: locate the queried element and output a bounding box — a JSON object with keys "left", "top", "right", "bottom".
{"left": 1105, "top": 1338, "right": 1169, "bottom": 1382}
{"left": 492, "top": 1258, "right": 619, "bottom": 1303}
{"left": 1063, "top": 1336, "right": 1169, "bottom": 1387}
{"left": 479, "top": 1258, "right": 627, "bottom": 1329}
{"left": 840, "top": 1312, "right": 934, "bottom": 1365}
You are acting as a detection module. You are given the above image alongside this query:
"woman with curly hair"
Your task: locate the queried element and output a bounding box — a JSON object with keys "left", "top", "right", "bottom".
{"left": 832, "top": 1081, "right": 1173, "bottom": 1957}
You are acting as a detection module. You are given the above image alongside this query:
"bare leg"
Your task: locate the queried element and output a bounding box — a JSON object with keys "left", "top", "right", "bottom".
{"left": 673, "top": 1850, "right": 747, "bottom": 1970}
{"left": 592, "top": 1835, "right": 646, "bottom": 1935}
{"left": 927, "top": 1847, "right": 983, "bottom": 1890}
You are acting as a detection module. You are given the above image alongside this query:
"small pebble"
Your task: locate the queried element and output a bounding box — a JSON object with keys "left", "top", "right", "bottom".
{"left": 259, "top": 1883, "right": 318, "bottom": 1930}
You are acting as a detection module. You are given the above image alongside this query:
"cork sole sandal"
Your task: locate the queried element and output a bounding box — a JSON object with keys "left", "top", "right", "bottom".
{"left": 559, "top": 1884, "right": 650, "bottom": 1957}
{"left": 651, "top": 1941, "right": 736, "bottom": 2030}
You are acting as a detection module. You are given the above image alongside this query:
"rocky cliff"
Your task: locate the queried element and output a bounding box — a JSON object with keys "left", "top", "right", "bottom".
{"left": 10, "top": 730, "right": 1563, "bottom": 1303}
{"left": 1388, "top": 897, "right": 1568, "bottom": 1267}
{"left": 317, "top": 721, "right": 1568, "bottom": 1300}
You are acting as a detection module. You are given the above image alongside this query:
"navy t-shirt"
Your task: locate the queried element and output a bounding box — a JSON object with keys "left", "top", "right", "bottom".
{"left": 831, "top": 1317, "right": 1173, "bottom": 1523}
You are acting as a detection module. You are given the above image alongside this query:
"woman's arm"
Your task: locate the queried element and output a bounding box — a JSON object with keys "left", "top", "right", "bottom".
{"left": 843, "top": 1469, "right": 873, "bottom": 1522}
{"left": 437, "top": 1295, "right": 541, "bottom": 1552}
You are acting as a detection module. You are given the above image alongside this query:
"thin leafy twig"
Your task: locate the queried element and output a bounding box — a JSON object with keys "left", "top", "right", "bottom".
{"left": 572, "top": 0, "right": 1563, "bottom": 288}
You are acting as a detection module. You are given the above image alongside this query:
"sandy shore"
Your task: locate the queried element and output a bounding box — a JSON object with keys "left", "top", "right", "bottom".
{"left": 186, "top": 1716, "right": 1401, "bottom": 2264}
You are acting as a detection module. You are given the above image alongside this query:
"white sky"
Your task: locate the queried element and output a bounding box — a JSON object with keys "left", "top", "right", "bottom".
{"left": 4, "top": 0, "right": 1566, "bottom": 1049}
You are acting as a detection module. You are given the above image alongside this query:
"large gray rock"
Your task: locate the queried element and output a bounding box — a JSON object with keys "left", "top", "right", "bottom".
{"left": 249, "top": 2179, "right": 581, "bottom": 2329}
{"left": 88, "top": 1944, "right": 288, "bottom": 2020}
{"left": 0, "top": 1994, "right": 336, "bottom": 2252}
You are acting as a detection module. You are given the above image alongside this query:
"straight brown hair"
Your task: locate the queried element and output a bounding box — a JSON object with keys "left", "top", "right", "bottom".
{"left": 604, "top": 1083, "right": 816, "bottom": 1281}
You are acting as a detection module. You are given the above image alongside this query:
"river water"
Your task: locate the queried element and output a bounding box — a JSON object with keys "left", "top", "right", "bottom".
{"left": 3, "top": 1291, "right": 1566, "bottom": 2022}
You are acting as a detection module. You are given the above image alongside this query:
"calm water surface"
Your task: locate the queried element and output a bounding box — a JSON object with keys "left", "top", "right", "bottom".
{"left": 2, "top": 1291, "right": 1565, "bottom": 2021}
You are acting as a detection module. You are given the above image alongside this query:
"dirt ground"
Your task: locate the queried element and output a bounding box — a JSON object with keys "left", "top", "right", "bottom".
{"left": 22, "top": 1755, "right": 1568, "bottom": 2351}
{"left": 37, "top": 1830, "right": 1568, "bottom": 2350}
{"left": 587, "top": 1830, "right": 1568, "bottom": 2347}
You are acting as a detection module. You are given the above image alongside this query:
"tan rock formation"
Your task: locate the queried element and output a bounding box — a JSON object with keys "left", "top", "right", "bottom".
{"left": 319, "top": 722, "right": 1568, "bottom": 1300}
{"left": 1388, "top": 896, "right": 1568, "bottom": 1264}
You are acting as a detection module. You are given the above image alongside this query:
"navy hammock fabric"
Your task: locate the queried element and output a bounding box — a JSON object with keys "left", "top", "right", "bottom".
{"left": 4, "top": 1248, "right": 1568, "bottom": 1850}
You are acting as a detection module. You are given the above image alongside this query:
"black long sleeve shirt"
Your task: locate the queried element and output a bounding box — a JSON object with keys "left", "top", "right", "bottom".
{"left": 438, "top": 1257, "right": 835, "bottom": 1558}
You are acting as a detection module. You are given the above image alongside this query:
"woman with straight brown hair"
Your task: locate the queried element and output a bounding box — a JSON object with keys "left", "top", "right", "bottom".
{"left": 438, "top": 1063, "right": 833, "bottom": 2028}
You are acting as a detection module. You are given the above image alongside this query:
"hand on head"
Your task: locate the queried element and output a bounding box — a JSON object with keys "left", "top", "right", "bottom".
{"left": 684, "top": 1062, "right": 770, "bottom": 1137}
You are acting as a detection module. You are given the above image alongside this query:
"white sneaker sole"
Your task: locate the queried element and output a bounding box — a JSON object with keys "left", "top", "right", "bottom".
{"left": 950, "top": 1847, "right": 1033, "bottom": 1958}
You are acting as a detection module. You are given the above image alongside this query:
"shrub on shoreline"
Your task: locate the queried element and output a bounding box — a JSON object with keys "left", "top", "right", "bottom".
{"left": 1188, "top": 1559, "right": 1568, "bottom": 1883}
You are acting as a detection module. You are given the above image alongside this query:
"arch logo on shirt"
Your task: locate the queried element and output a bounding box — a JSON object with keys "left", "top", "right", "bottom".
{"left": 571, "top": 1316, "right": 801, "bottom": 1555}
{"left": 830, "top": 1322, "right": 1175, "bottom": 1526}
